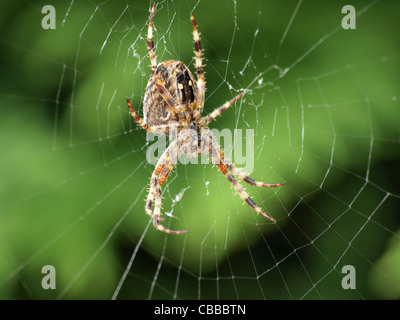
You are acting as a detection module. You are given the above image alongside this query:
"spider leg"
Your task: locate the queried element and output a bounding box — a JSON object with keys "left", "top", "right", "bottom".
{"left": 152, "top": 166, "right": 187, "bottom": 234}
{"left": 201, "top": 93, "right": 243, "bottom": 125}
{"left": 145, "top": 171, "right": 162, "bottom": 221}
{"left": 225, "top": 161, "right": 285, "bottom": 188}
{"left": 205, "top": 129, "right": 277, "bottom": 222}
{"left": 127, "top": 99, "right": 182, "bottom": 133}
{"left": 146, "top": 137, "right": 188, "bottom": 234}
{"left": 190, "top": 13, "right": 204, "bottom": 83}
{"left": 148, "top": 4, "right": 157, "bottom": 75}
{"left": 190, "top": 12, "right": 205, "bottom": 114}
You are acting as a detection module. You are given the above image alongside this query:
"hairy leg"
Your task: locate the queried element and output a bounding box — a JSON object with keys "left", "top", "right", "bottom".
{"left": 205, "top": 130, "right": 277, "bottom": 222}
{"left": 146, "top": 136, "right": 189, "bottom": 234}
{"left": 201, "top": 93, "right": 243, "bottom": 126}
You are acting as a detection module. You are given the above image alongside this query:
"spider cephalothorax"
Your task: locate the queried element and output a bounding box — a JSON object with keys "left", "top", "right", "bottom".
{"left": 127, "top": 4, "right": 284, "bottom": 234}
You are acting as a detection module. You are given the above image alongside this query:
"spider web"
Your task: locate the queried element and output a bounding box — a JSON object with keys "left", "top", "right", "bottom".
{"left": 0, "top": 0, "right": 399, "bottom": 301}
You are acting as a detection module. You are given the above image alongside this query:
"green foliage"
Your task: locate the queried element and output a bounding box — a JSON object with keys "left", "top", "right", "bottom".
{"left": 0, "top": 0, "right": 399, "bottom": 299}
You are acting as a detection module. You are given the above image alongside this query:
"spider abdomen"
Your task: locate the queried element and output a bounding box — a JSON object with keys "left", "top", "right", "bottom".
{"left": 142, "top": 60, "right": 198, "bottom": 133}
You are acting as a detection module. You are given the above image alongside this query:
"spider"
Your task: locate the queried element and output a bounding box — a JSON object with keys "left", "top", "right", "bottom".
{"left": 127, "top": 4, "right": 284, "bottom": 234}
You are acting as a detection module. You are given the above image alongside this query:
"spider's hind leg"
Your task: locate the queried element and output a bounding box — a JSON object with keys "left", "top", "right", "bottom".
{"left": 127, "top": 98, "right": 182, "bottom": 133}
{"left": 148, "top": 4, "right": 157, "bottom": 75}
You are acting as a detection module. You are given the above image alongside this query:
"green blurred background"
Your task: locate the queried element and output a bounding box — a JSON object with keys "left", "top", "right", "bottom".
{"left": 0, "top": 0, "right": 399, "bottom": 299}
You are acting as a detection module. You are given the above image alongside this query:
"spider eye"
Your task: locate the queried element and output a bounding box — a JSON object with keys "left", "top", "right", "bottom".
{"left": 176, "top": 70, "right": 195, "bottom": 104}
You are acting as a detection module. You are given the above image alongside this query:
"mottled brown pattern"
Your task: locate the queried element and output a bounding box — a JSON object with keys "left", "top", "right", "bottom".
{"left": 143, "top": 60, "right": 198, "bottom": 133}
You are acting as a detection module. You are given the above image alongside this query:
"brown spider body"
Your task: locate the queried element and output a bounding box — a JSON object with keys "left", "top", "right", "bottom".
{"left": 127, "top": 5, "right": 284, "bottom": 234}
{"left": 143, "top": 60, "right": 200, "bottom": 134}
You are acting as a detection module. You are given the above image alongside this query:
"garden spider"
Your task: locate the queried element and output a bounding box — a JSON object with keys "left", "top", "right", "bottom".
{"left": 127, "top": 4, "right": 284, "bottom": 234}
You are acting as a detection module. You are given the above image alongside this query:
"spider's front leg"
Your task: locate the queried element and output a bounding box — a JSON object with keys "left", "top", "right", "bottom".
{"left": 145, "top": 137, "right": 188, "bottom": 234}
{"left": 204, "top": 128, "right": 282, "bottom": 222}
{"left": 225, "top": 163, "right": 285, "bottom": 188}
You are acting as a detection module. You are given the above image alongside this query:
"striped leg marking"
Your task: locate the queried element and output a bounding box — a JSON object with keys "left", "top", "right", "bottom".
{"left": 145, "top": 138, "right": 188, "bottom": 234}
{"left": 207, "top": 135, "right": 277, "bottom": 222}
{"left": 203, "top": 93, "right": 243, "bottom": 125}
{"left": 148, "top": 4, "right": 157, "bottom": 75}
{"left": 190, "top": 12, "right": 205, "bottom": 113}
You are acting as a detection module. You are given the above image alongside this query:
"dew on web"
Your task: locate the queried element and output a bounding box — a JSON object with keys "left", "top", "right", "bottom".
{"left": 165, "top": 186, "right": 190, "bottom": 218}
